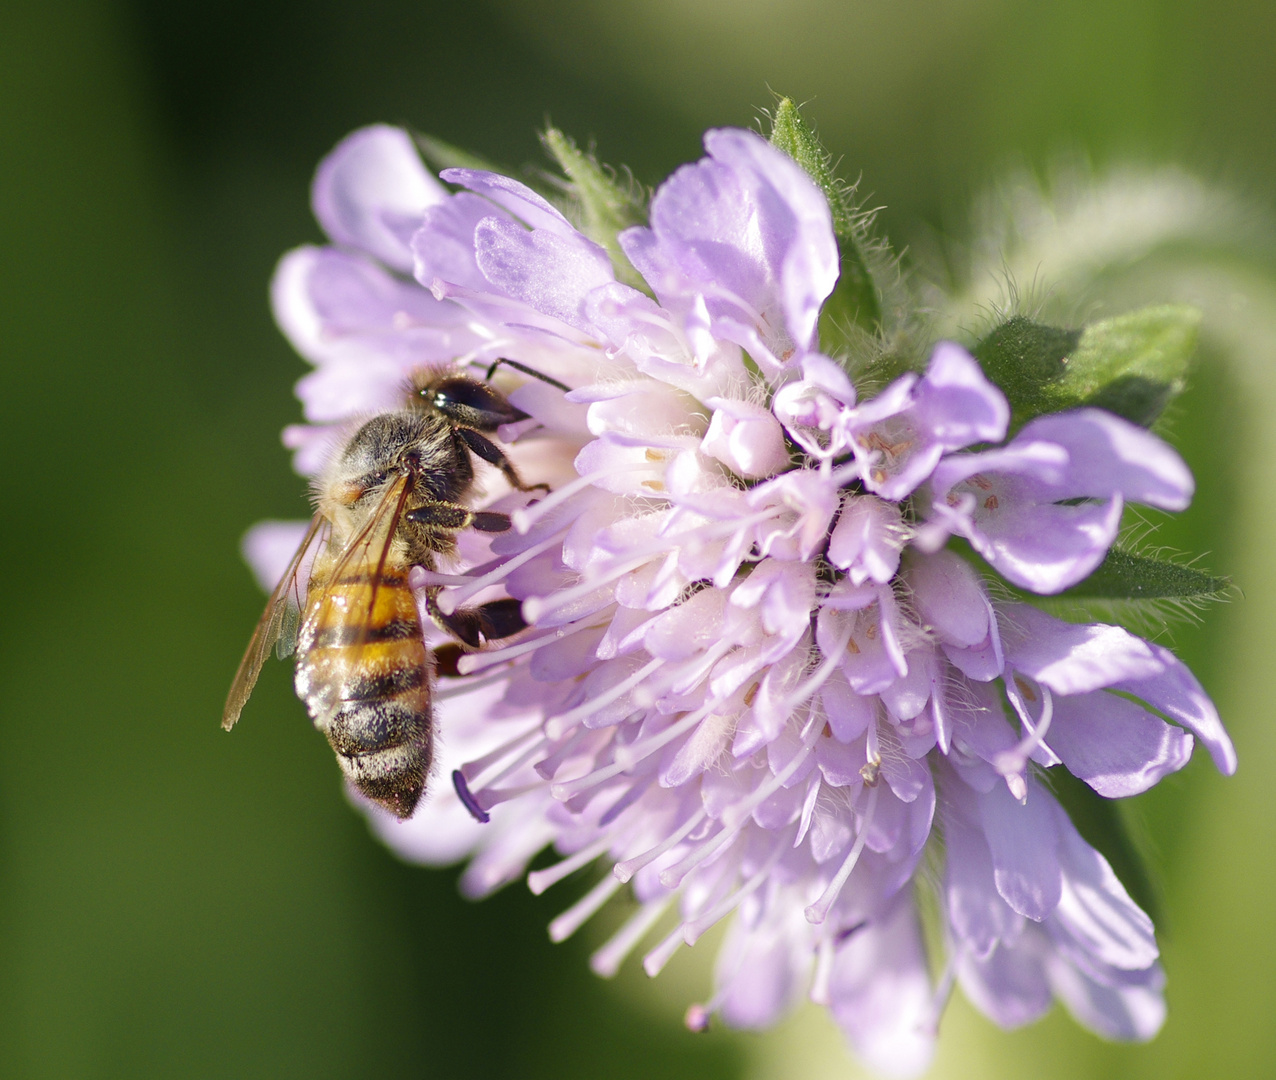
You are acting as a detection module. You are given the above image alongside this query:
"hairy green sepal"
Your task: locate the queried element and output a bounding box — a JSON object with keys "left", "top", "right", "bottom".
{"left": 1060, "top": 547, "right": 1229, "bottom": 602}
{"left": 542, "top": 128, "right": 648, "bottom": 290}
{"left": 975, "top": 305, "right": 1200, "bottom": 431}
{"left": 769, "top": 98, "right": 882, "bottom": 336}
{"left": 412, "top": 132, "right": 504, "bottom": 174}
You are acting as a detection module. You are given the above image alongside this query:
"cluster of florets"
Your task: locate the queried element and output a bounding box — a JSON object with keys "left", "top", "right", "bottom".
{"left": 249, "top": 122, "right": 1235, "bottom": 1076}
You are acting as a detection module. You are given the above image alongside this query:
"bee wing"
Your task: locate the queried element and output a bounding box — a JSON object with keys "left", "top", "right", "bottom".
{"left": 298, "top": 474, "right": 415, "bottom": 719}
{"left": 223, "top": 514, "right": 330, "bottom": 731}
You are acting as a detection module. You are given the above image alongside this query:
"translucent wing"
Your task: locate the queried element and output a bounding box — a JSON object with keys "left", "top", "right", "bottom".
{"left": 298, "top": 474, "right": 415, "bottom": 719}
{"left": 223, "top": 514, "right": 329, "bottom": 731}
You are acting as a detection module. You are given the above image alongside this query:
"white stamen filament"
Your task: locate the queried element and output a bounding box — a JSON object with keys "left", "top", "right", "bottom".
{"left": 550, "top": 700, "right": 720, "bottom": 800}
{"left": 995, "top": 683, "right": 1055, "bottom": 784}
{"left": 467, "top": 736, "right": 551, "bottom": 797}
{"left": 548, "top": 874, "right": 624, "bottom": 943}
{"left": 614, "top": 808, "right": 709, "bottom": 883}
{"left": 682, "top": 831, "right": 791, "bottom": 944}
{"left": 511, "top": 464, "right": 652, "bottom": 534}
{"left": 804, "top": 783, "right": 880, "bottom": 924}
{"left": 809, "top": 937, "right": 836, "bottom": 1005}
{"left": 458, "top": 724, "right": 544, "bottom": 785}
{"left": 590, "top": 898, "right": 672, "bottom": 978}
{"left": 545, "top": 656, "right": 664, "bottom": 731}
{"left": 660, "top": 715, "right": 823, "bottom": 889}
{"left": 772, "top": 619, "right": 853, "bottom": 716}
{"left": 434, "top": 666, "right": 519, "bottom": 700}
{"left": 922, "top": 948, "right": 959, "bottom": 1037}
{"left": 618, "top": 300, "right": 693, "bottom": 357}
{"left": 473, "top": 780, "right": 544, "bottom": 811}
{"left": 533, "top": 726, "right": 595, "bottom": 781}
{"left": 697, "top": 279, "right": 768, "bottom": 329}
{"left": 522, "top": 555, "right": 654, "bottom": 624}
{"left": 527, "top": 836, "right": 613, "bottom": 896}
{"left": 459, "top": 618, "right": 600, "bottom": 676}
{"left": 866, "top": 719, "right": 882, "bottom": 770}
{"left": 434, "top": 530, "right": 568, "bottom": 614}
{"left": 642, "top": 923, "right": 688, "bottom": 977}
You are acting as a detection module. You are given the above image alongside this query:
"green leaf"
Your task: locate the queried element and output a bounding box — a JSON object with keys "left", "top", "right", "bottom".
{"left": 1059, "top": 547, "right": 1229, "bottom": 601}
{"left": 974, "top": 306, "right": 1200, "bottom": 432}
{"left": 769, "top": 98, "right": 882, "bottom": 335}
{"left": 541, "top": 128, "right": 648, "bottom": 290}
{"left": 1054, "top": 304, "right": 1200, "bottom": 426}
{"left": 1046, "top": 766, "right": 1162, "bottom": 926}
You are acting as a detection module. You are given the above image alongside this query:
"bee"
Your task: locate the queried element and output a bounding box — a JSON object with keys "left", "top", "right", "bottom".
{"left": 223, "top": 372, "right": 537, "bottom": 819}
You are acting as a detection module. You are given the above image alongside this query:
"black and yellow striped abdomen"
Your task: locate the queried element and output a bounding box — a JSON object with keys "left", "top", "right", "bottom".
{"left": 295, "top": 565, "right": 433, "bottom": 818}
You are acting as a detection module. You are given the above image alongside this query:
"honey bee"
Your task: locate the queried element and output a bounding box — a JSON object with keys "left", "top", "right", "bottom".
{"left": 223, "top": 372, "right": 537, "bottom": 818}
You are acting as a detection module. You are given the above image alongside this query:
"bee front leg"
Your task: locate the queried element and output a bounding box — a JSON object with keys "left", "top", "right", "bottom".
{"left": 455, "top": 428, "right": 548, "bottom": 494}
{"left": 405, "top": 502, "right": 512, "bottom": 533}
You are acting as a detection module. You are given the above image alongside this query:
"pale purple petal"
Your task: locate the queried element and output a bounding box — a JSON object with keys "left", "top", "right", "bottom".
{"left": 1050, "top": 804, "right": 1159, "bottom": 972}
{"left": 439, "top": 168, "right": 575, "bottom": 234}
{"left": 241, "top": 519, "right": 311, "bottom": 593}
{"left": 701, "top": 397, "right": 791, "bottom": 479}
{"left": 1045, "top": 955, "right": 1166, "bottom": 1041}
{"left": 411, "top": 191, "right": 503, "bottom": 292}
{"left": 906, "top": 549, "right": 990, "bottom": 648}
{"left": 957, "top": 940, "right": 1052, "bottom": 1029}
{"left": 1046, "top": 690, "right": 1194, "bottom": 796}
{"left": 942, "top": 784, "right": 1020, "bottom": 959}
{"left": 828, "top": 496, "right": 905, "bottom": 585}
{"left": 1117, "top": 642, "right": 1237, "bottom": 774}
{"left": 272, "top": 246, "right": 477, "bottom": 382}
{"left": 714, "top": 916, "right": 808, "bottom": 1028}
{"left": 911, "top": 342, "right": 1008, "bottom": 446}
{"left": 313, "top": 125, "right": 446, "bottom": 271}
{"left": 828, "top": 896, "right": 936, "bottom": 1079}
{"left": 978, "top": 779, "right": 1062, "bottom": 921}
{"left": 620, "top": 128, "right": 836, "bottom": 370}
{"left": 1002, "top": 604, "right": 1164, "bottom": 694}
{"left": 473, "top": 216, "right": 615, "bottom": 332}
{"left": 1018, "top": 409, "right": 1193, "bottom": 510}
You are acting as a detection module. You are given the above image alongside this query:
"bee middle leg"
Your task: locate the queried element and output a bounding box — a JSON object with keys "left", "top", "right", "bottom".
{"left": 405, "top": 502, "right": 512, "bottom": 533}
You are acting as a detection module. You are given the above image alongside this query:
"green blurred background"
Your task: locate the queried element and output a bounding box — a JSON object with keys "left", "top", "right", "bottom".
{"left": 2, "top": 1, "right": 1274, "bottom": 1077}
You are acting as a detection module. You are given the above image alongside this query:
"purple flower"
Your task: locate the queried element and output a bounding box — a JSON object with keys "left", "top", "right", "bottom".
{"left": 250, "top": 124, "right": 1236, "bottom": 1076}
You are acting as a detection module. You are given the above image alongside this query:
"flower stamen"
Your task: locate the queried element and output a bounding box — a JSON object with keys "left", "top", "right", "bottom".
{"left": 804, "top": 783, "right": 880, "bottom": 924}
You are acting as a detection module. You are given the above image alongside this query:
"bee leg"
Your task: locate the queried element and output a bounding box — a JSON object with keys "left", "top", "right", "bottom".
{"left": 455, "top": 427, "right": 547, "bottom": 493}
{"left": 426, "top": 593, "right": 526, "bottom": 648}
{"left": 405, "top": 502, "right": 513, "bottom": 533}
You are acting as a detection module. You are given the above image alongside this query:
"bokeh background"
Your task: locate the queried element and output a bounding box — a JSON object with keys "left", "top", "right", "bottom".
{"left": 3, "top": 1, "right": 1275, "bottom": 1077}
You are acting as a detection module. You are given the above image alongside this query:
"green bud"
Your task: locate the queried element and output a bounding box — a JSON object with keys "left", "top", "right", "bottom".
{"left": 974, "top": 305, "right": 1200, "bottom": 432}
{"left": 541, "top": 128, "right": 648, "bottom": 290}
{"left": 769, "top": 98, "right": 882, "bottom": 335}
{"left": 972, "top": 316, "right": 1082, "bottom": 431}
{"left": 1057, "top": 305, "right": 1199, "bottom": 426}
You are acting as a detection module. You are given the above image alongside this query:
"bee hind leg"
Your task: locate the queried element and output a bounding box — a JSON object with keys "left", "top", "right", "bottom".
{"left": 427, "top": 594, "right": 527, "bottom": 648}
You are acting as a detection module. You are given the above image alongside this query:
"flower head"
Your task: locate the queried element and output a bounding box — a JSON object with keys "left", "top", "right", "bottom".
{"left": 249, "top": 120, "right": 1235, "bottom": 1076}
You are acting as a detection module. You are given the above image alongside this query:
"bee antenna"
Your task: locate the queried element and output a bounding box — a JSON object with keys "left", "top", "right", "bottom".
{"left": 483, "top": 357, "right": 571, "bottom": 393}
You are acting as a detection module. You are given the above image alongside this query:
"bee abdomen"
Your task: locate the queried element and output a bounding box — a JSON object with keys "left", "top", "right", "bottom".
{"left": 296, "top": 575, "right": 434, "bottom": 819}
